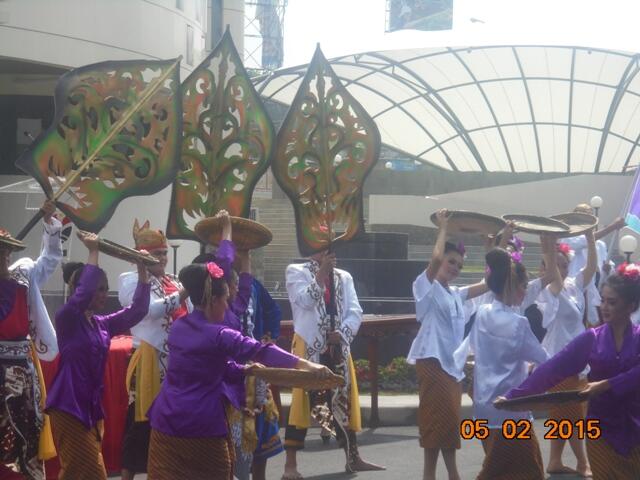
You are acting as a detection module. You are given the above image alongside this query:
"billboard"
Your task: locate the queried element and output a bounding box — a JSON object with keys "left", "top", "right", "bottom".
{"left": 387, "top": 0, "right": 453, "bottom": 32}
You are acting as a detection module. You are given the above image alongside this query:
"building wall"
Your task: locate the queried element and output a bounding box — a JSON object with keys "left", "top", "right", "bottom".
{"left": 369, "top": 174, "right": 638, "bottom": 247}
{"left": 0, "top": 0, "right": 246, "bottom": 294}
{"left": 0, "top": 0, "right": 209, "bottom": 77}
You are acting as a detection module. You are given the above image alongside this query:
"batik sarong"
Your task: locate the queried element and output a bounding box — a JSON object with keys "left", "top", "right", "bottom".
{"left": 148, "top": 428, "right": 235, "bottom": 480}
{"left": 586, "top": 438, "right": 640, "bottom": 480}
{"left": 49, "top": 409, "right": 106, "bottom": 480}
{"left": 285, "top": 334, "right": 361, "bottom": 450}
{"left": 477, "top": 428, "right": 544, "bottom": 480}
{"left": 547, "top": 375, "right": 587, "bottom": 422}
{"left": 416, "top": 357, "right": 462, "bottom": 449}
{"left": 0, "top": 340, "right": 43, "bottom": 480}
{"left": 253, "top": 378, "right": 283, "bottom": 461}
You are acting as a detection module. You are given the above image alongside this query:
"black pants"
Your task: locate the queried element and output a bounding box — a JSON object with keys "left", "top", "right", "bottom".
{"left": 120, "top": 404, "right": 151, "bottom": 473}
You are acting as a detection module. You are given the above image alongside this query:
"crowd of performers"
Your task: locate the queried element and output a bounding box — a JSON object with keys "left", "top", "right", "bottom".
{"left": 417, "top": 206, "right": 639, "bottom": 480}
{"left": 0, "top": 205, "right": 381, "bottom": 480}
{"left": 0, "top": 200, "right": 638, "bottom": 480}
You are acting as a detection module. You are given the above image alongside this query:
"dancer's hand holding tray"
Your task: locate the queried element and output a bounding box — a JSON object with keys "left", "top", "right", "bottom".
{"left": 493, "top": 390, "right": 585, "bottom": 412}
{"left": 430, "top": 210, "right": 506, "bottom": 236}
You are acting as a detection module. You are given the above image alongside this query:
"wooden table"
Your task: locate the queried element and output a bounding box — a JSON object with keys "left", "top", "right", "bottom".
{"left": 278, "top": 314, "right": 418, "bottom": 428}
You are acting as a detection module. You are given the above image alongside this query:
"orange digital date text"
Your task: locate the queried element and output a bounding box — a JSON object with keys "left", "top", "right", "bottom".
{"left": 460, "top": 419, "right": 601, "bottom": 440}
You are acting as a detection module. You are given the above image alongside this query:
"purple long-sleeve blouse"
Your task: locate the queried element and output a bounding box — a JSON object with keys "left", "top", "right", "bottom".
{"left": 505, "top": 323, "right": 640, "bottom": 456}
{"left": 214, "top": 239, "right": 252, "bottom": 331}
{"left": 46, "top": 264, "right": 150, "bottom": 429}
{"left": 148, "top": 309, "right": 298, "bottom": 438}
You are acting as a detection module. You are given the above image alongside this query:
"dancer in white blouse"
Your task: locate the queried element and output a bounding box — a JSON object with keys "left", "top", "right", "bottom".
{"left": 1, "top": 200, "right": 62, "bottom": 479}
{"left": 455, "top": 247, "right": 551, "bottom": 479}
{"left": 538, "top": 228, "right": 597, "bottom": 477}
{"left": 469, "top": 224, "right": 560, "bottom": 324}
{"left": 561, "top": 203, "right": 625, "bottom": 327}
{"left": 408, "top": 209, "right": 488, "bottom": 480}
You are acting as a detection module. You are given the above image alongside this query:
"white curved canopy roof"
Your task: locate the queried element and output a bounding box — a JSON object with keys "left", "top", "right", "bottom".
{"left": 255, "top": 45, "right": 640, "bottom": 173}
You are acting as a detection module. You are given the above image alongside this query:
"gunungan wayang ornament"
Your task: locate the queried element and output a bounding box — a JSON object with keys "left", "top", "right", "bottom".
{"left": 166, "top": 29, "right": 274, "bottom": 240}
{"left": 15, "top": 58, "right": 182, "bottom": 237}
{"left": 271, "top": 45, "right": 380, "bottom": 256}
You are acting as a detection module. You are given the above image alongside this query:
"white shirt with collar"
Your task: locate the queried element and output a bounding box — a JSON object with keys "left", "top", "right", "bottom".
{"left": 285, "top": 261, "right": 362, "bottom": 362}
{"left": 407, "top": 271, "right": 470, "bottom": 381}
{"left": 465, "top": 277, "right": 555, "bottom": 324}
{"left": 455, "top": 300, "right": 548, "bottom": 428}
{"left": 9, "top": 218, "right": 63, "bottom": 361}
{"left": 539, "top": 271, "right": 587, "bottom": 357}
{"left": 118, "top": 271, "right": 192, "bottom": 353}
{"left": 562, "top": 236, "right": 610, "bottom": 326}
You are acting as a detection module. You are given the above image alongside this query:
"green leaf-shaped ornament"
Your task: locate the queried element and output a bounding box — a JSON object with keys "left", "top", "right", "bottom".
{"left": 272, "top": 46, "right": 381, "bottom": 256}
{"left": 166, "top": 29, "right": 274, "bottom": 239}
{"left": 15, "top": 59, "right": 182, "bottom": 232}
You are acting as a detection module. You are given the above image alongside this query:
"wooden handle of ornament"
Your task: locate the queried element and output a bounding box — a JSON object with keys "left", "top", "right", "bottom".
{"left": 16, "top": 209, "right": 45, "bottom": 240}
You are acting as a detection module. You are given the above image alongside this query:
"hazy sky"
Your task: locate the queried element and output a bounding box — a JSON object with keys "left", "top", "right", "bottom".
{"left": 282, "top": 0, "right": 640, "bottom": 67}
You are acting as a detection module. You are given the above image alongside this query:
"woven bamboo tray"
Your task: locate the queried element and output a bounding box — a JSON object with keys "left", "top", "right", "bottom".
{"left": 195, "top": 216, "right": 273, "bottom": 250}
{"left": 251, "top": 367, "right": 345, "bottom": 389}
{"left": 502, "top": 214, "right": 571, "bottom": 234}
{"left": 493, "top": 390, "right": 585, "bottom": 412}
{"left": 430, "top": 210, "right": 506, "bottom": 235}
{"left": 97, "top": 238, "right": 160, "bottom": 266}
{"left": 0, "top": 230, "right": 26, "bottom": 251}
{"left": 550, "top": 212, "right": 598, "bottom": 238}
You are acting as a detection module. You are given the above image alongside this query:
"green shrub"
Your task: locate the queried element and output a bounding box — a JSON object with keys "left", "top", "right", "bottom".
{"left": 354, "top": 357, "right": 417, "bottom": 393}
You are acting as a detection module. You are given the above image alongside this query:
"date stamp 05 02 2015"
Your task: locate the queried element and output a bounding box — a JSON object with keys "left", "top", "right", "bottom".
{"left": 460, "top": 419, "right": 602, "bottom": 441}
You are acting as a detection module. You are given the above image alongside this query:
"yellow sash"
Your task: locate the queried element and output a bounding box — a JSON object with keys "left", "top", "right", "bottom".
{"left": 29, "top": 342, "right": 56, "bottom": 460}
{"left": 287, "top": 333, "right": 361, "bottom": 432}
{"left": 125, "top": 341, "right": 161, "bottom": 422}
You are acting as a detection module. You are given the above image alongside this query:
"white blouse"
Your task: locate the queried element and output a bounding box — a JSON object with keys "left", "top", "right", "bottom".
{"left": 465, "top": 278, "right": 549, "bottom": 321}
{"left": 118, "top": 271, "right": 192, "bottom": 353}
{"left": 539, "top": 272, "right": 586, "bottom": 357}
{"left": 407, "top": 271, "right": 469, "bottom": 381}
{"left": 9, "top": 218, "right": 63, "bottom": 361}
{"left": 454, "top": 301, "right": 548, "bottom": 428}
{"left": 562, "top": 236, "right": 610, "bottom": 326}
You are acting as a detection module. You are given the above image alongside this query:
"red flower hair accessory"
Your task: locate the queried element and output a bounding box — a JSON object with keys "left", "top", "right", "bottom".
{"left": 616, "top": 262, "right": 640, "bottom": 282}
{"left": 556, "top": 243, "right": 572, "bottom": 256}
{"left": 206, "top": 262, "right": 224, "bottom": 279}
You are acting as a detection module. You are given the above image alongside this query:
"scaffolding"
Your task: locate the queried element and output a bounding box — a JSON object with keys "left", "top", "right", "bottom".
{"left": 244, "top": 0, "right": 287, "bottom": 74}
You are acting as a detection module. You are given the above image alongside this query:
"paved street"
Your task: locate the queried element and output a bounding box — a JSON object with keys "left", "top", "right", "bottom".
{"left": 126, "top": 420, "right": 587, "bottom": 479}
{"left": 263, "top": 421, "right": 586, "bottom": 480}
{"left": 116, "top": 410, "right": 592, "bottom": 480}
